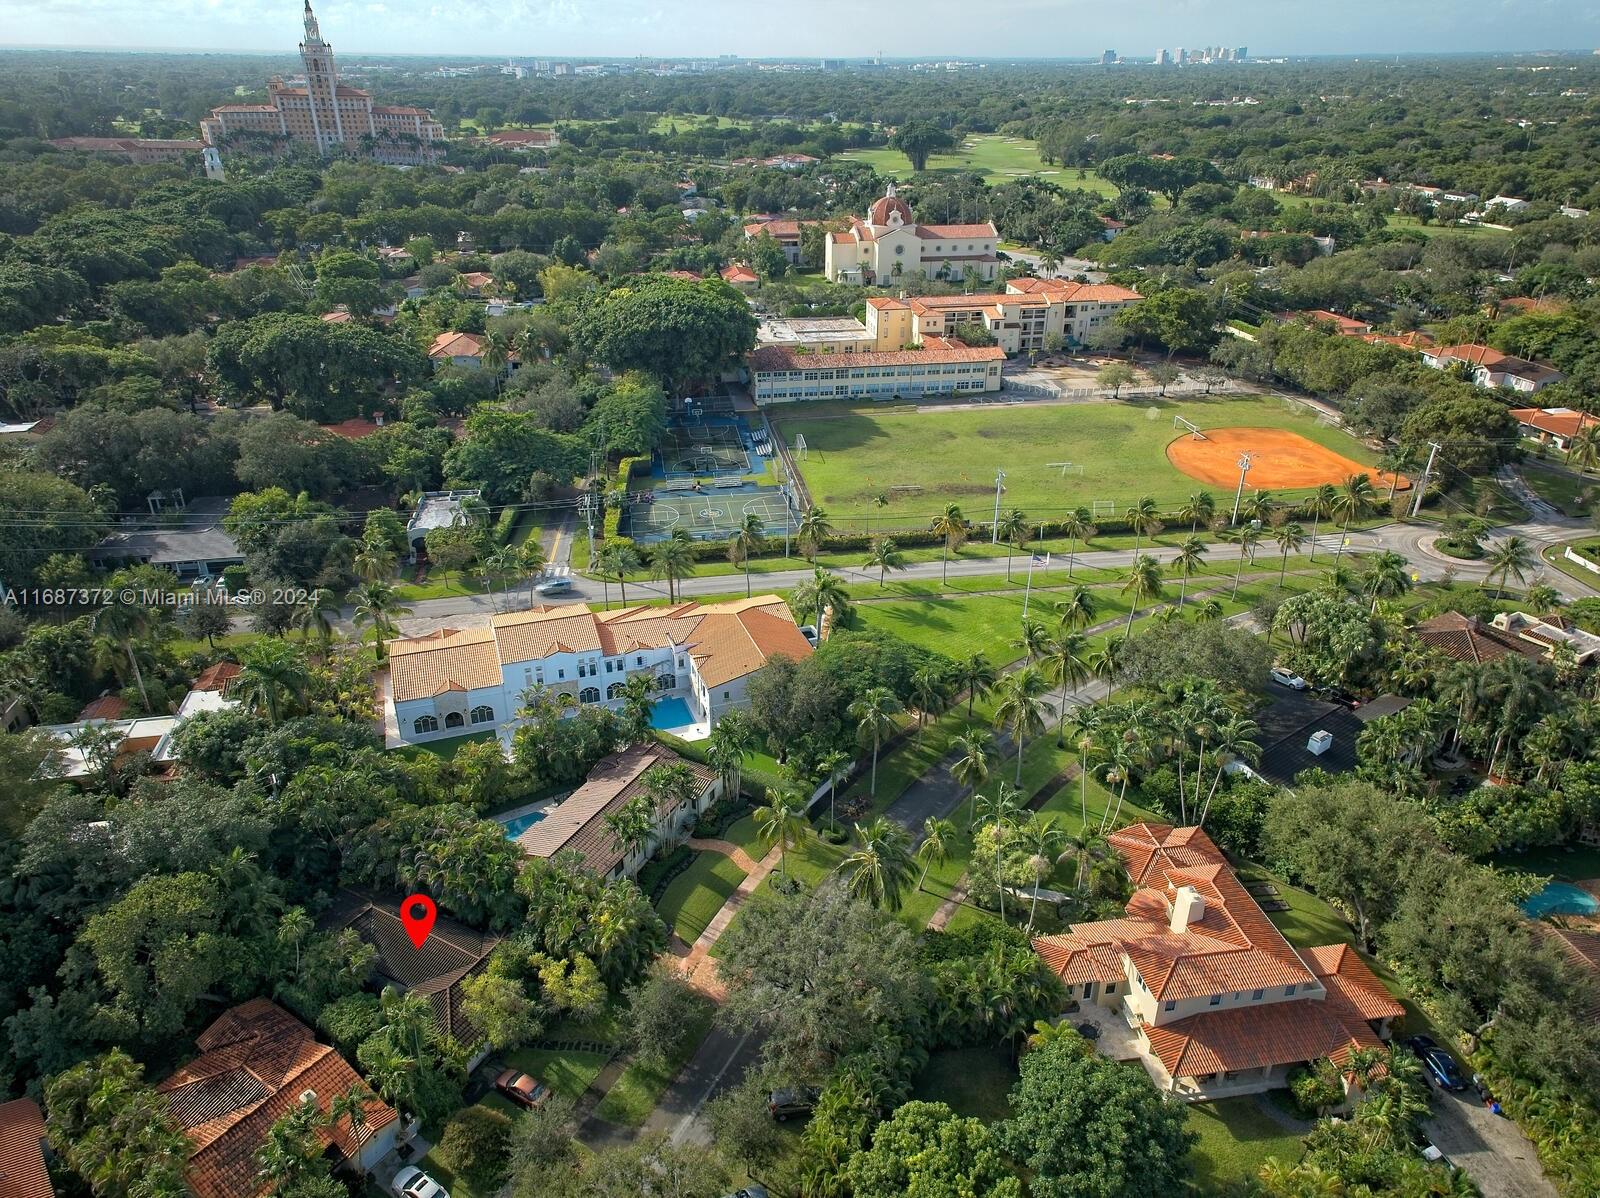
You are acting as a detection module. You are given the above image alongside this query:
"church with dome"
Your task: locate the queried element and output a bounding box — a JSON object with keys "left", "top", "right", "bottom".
{"left": 824, "top": 184, "right": 1000, "bottom": 285}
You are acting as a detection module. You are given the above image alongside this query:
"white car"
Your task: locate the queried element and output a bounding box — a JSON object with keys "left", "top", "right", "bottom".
{"left": 1269, "top": 666, "right": 1308, "bottom": 690}
{"left": 391, "top": 1166, "right": 449, "bottom": 1198}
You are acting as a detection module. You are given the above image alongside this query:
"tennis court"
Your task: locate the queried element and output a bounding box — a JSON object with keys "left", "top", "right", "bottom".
{"left": 657, "top": 418, "right": 753, "bottom": 478}
{"left": 626, "top": 482, "right": 798, "bottom": 543}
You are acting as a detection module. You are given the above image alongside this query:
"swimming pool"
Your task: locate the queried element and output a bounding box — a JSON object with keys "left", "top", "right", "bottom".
{"left": 650, "top": 696, "right": 696, "bottom": 730}
{"left": 501, "top": 809, "right": 547, "bottom": 839}
{"left": 1520, "top": 881, "right": 1599, "bottom": 918}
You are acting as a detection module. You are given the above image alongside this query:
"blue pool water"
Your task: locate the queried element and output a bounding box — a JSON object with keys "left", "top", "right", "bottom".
{"left": 1520, "top": 881, "right": 1599, "bottom": 918}
{"left": 650, "top": 696, "right": 696, "bottom": 730}
{"left": 501, "top": 809, "right": 546, "bottom": 839}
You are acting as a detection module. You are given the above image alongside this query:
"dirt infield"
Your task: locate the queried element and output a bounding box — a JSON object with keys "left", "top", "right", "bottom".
{"left": 1166, "top": 426, "right": 1408, "bottom": 493}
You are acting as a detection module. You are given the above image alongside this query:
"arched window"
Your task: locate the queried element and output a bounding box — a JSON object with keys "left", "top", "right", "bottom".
{"left": 655, "top": 673, "right": 677, "bottom": 691}
{"left": 579, "top": 686, "right": 601, "bottom": 705}
{"left": 413, "top": 714, "right": 438, "bottom": 734}
{"left": 607, "top": 682, "right": 627, "bottom": 700}
{"left": 444, "top": 711, "right": 464, "bottom": 728}
{"left": 556, "top": 690, "right": 576, "bottom": 707}
{"left": 470, "top": 705, "right": 494, "bottom": 724}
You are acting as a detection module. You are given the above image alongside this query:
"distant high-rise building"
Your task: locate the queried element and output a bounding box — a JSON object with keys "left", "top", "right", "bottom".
{"left": 1101, "top": 49, "right": 1117, "bottom": 64}
{"left": 200, "top": 1, "right": 444, "bottom": 164}
{"left": 1155, "top": 48, "right": 1172, "bottom": 65}
{"left": 1236, "top": 46, "right": 1248, "bottom": 60}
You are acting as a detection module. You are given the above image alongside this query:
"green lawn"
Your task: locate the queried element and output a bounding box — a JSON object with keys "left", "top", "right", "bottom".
{"left": 1541, "top": 541, "right": 1600, "bottom": 594}
{"left": 592, "top": 997, "right": 715, "bottom": 1126}
{"left": 838, "top": 136, "right": 1115, "bottom": 191}
{"left": 1187, "top": 1096, "right": 1305, "bottom": 1192}
{"left": 911, "top": 1045, "right": 1017, "bottom": 1121}
{"left": 392, "top": 729, "right": 497, "bottom": 761}
{"left": 773, "top": 393, "right": 1383, "bottom": 520}
{"left": 654, "top": 849, "right": 748, "bottom": 941}
{"left": 721, "top": 812, "right": 771, "bottom": 857}
{"left": 1491, "top": 842, "right": 1600, "bottom": 882}
{"left": 394, "top": 569, "right": 493, "bottom": 602}
{"left": 505, "top": 1046, "right": 612, "bottom": 1100}
{"left": 1520, "top": 463, "right": 1595, "bottom": 518}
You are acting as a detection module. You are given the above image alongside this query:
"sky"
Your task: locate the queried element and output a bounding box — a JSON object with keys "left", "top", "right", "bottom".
{"left": 3, "top": 0, "right": 1600, "bottom": 58}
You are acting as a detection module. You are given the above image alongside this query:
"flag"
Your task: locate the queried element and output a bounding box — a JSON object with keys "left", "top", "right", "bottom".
{"left": 1032, "top": 553, "right": 1051, "bottom": 567}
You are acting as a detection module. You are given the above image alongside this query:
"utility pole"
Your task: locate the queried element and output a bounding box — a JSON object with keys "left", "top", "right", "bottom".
{"left": 1411, "top": 442, "right": 1441, "bottom": 518}
{"left": 990, "top": 469, "right": 1006, "bottom": 543}
{"left": 1230, "top": 452, "right": 1254, "bottom": 525}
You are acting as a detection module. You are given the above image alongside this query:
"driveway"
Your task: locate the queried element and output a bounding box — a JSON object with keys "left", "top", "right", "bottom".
{"left": 1424, "top": 1086, "right": 1556, "bottom": 1198}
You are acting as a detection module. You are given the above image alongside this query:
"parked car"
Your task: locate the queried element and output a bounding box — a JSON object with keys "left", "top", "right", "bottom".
{"left": 534, "top": 577, "right": 573, "bottom": 596}
{"left": 1405, "top": 1035, "right": 1468, "bottom": 1091}
{"left": 494, "top": 1068, "right": 549, "bottom": 1109}
{"left": 768, "top": 1087, "right": 819, "bottom": 1121}
{"left": 1269, "top": 666, "right": 1308, "bottom": 690}
{"left": 391, "top": 1167, "right": 449, "bottom": 1198}
{"left": 1420, "top": 1142, "right": 1457, "bottom": 1170}
{"left": 798, "top": 624, "right": 819, "bottom": 645}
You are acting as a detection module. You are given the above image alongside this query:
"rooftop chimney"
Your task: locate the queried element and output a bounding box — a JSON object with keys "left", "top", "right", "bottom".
{"left": 1170, "top": 885, "right": 1205, "bottom": 933}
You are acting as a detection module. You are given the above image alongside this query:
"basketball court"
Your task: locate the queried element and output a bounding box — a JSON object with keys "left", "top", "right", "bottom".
{"left": 626, "top": 483, "right": 798, "bottom": 543}
{"left": 657, "top": 419, "right": 752, "bottom": 478}
{"left": 1166, "top": 426, "right": 1408, "bottom": 492}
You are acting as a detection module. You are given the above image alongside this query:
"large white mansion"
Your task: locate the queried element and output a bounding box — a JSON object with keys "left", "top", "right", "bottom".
{"left": 384, "top": 596, "right": 812, "bottom": 746}
{"left": 825, "top": 184, "right": 1000, "bottom": 285}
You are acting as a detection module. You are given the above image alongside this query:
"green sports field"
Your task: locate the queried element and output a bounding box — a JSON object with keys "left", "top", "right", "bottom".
{"left": 838, "top": 135, "right": 1117, "bottom": 192}
{"left": 771, "top": 393, "right": 1381, "bottom": 525}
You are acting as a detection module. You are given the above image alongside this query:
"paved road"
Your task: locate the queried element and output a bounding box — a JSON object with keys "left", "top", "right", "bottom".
{"left": 1425, "top": 1086, "right": 1557, "bottom": 1198}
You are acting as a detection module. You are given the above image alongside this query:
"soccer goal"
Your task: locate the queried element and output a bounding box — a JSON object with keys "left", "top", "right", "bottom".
{"left": 793, "top": 433, "right": 808, "bottom": 460}
{"left": 1173, "top": 415, "right": 1209, "bottom": 441}
{"left": 1092, "top": 500, "right": 1117, "bottom": 520}
{"left": 1045, "top": 461, "right": 1086, "bottom": 477}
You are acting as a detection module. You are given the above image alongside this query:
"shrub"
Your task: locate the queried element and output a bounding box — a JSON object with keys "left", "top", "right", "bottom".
{"left": 434, "top": 1105, "right": 513, "bottom": 1192}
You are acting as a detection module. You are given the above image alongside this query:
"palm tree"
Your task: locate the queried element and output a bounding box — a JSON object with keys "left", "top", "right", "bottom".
{"left": 1088, "top": 639, "right": 1123, "bottom": 685}
{"left": 1227, "top": 524, "right": 1261, "bottom": 599}
{"left": 483, "top": 544, "right": 521, "bottom": 611}
{"left": 1043, "top": 632, "right": 1091, "bottom": 745}
{"left": 1302, "top": 483, "right": 1335, "bottom": 562}
{"left": 292, "top": 586, "right": 339, "bottom": 647}
{"left": 865, "top": 536, "right": 907, "bottom": 588}
{"left": 1121, "top": 553, "right": 1165, "bottom": 636}
{"left": 350, "top": 581, "right": 412, "bottom": 664}
{"left": 593, "top": 540, "right": 642, "bottom": 608}
{"left": 727, "top": 514, "right": 766, "bottom": 598}
{"left": 753, "top": 787, "right": 806, "bottom": 875}
{"left": 1330, "top": 473, "right": 1377, "bottom": 567}
{"left": 1170, "top": 535, "right": 1207, "bottom": 607}
{"left": 1178, "top": 490, "right": 1216, "bottom": 534}
{"left": 604, "top": 795, "right": 655, "bottom": 870}
{"left": 930, "top": 503, "right": 968, "bottom": 584}
{"left": 793, "top": 566, "right": 848, "bottom": 635}
{"left": 910, "top": 665, "right": 949, "bottom": 740}
{"left": 235, "top": 639, "right": 311, "bottom": 725}
{"left": 1380, "top": 444, "right": 1420, "bottom": 502}
{"left": 1016, "top": 619, "right": 1051, "bottom": 664}
{"left": 481, "top": 329, "right": 511, "bottom": 390}
{"left": 1525, "top": 580, "right": 1562, "bottom": 613}
{"left": 89, "top": 599, "right": 153, "bottom": 710}
{"left": 796, "top": 505, "right": 833, "bottom": 561}
{"left": 951, "top": 729, "right": 994, "bottom": 827}
{"left": 1199, "top": 714, "right": 1260, "bottom": 827}
{"left": 518, "top": 536, "right": 547, "bottom": 607}
{"left": 1056, "top": 584, "right": 1098, "bottom": 633}
{"left": 916, "top": 816, "right": 957, "bottom": 892}
{"left": 814, "top": 748, "right": 851, "bottom": 827}
{"left": 998, "top": 508, "right": 1030, "bottom": 581}
{"left": 648, "top": 537, "right": 695, "bottom": 603}
{"left": 707, "top": 709, "right": 755, "bottom": 800}
{"left": 1017, "top": 816, "right": 1064, "bottom": 930}
{"left": 328, "top": 1083, "right": 377, "bottom": 1158}
{"left": 1059, "top": 507, "right": 1096, "bottom": 579}
{"left": 992, "top": 667, "right": 1049, "bottom": 784}
{"left": 851, "top": 686, "right": 901, "bottom": 796}
{"left": 1485, "top": 535, "right": 1535, "bottom": 599}
{"left": 354, "top": 539, "right": 397, "bottom": 583}
{"left": 838, "top": 817, "right": 915, "bottom": 910}
{"left": 1195, "top": 598, "right": 1223, "bottom": 623}
{"left": 1272, "top": 521, "right": 1306, "bottom": 586}
{"left": 1241, "top": 489, "right": 1276, "bottom": 527}
{"left": 956, "top": 653, "right": 998, "bottom": 718}
{"left": 1566, "top": 423, "right": 1600, "bottom": 473}
{"left": 1123, "top": 495, "right": 1162, "bottom": 552}
{"left": 1361, "top": 550, "right": 1412, "bottom": 611}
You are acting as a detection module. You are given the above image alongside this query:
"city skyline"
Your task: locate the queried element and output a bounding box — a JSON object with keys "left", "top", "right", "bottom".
{"left": 2, "top": 0, "right": 1599, "bottom": 59}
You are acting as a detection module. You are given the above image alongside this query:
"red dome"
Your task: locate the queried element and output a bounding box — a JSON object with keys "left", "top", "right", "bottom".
{"left": 869, "top": 194, "right": 913, "bottom": 226}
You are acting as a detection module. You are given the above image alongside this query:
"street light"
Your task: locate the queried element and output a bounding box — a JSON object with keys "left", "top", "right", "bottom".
{"left": 991, "top": 469, "right": 1007, "bottom": 543}
{"left": 1230, "top": 452, "right": 1253, "bottom": 525}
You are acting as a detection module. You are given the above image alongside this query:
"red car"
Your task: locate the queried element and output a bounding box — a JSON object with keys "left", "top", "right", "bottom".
{"left": 494, "top": 1069, "right": 550, "bottom": 1109}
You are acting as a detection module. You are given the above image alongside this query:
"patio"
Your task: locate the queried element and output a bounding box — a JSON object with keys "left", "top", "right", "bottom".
{"left": 1066, "top": 1000, "right": 1146, "bottom": 1064}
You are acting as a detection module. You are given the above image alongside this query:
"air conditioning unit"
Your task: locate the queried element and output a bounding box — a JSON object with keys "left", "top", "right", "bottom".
{"left": 1307, "top": 729, "right": 1333, "bottom": 756}
{"left": 298, "top": 1089, "right": 318, "bottom": 1105}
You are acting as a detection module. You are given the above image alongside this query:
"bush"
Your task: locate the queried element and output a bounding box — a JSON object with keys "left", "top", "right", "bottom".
{"left": 605, "top": 455, "right": 649, "bottom": 541}
{"left": 491, "top": 505, "right": 519, "bottom": 545}
{"left": 434, "top": 1105, "right": 513, "bottom": 1192}
{"left": 692, "top": 793, "right": 752, "bottom": 839}
{"left": 1288, "top": 1063, "right": 1343, "bottom": 1118}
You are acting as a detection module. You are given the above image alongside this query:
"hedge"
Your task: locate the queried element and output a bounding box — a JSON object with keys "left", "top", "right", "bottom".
{"left": 491, "top": 505, "right": 520, "bottom": 546}
{"left": 605, "top": 456, "right": 650, "bottom": 542}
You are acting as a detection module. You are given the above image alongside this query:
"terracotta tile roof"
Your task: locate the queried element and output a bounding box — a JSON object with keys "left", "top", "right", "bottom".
{"left": 663, "top": 270, "right": 703, "bottom": 281}
{"left": 192, "top": 662, "right": 242, "bottom": 693}
{"left": 1304, "top": 944, "right": 1406, "bottom": 1023}
{"left": 1414, "top": 612, "right": 1543, "bottom": 665}
{"left": 1430, "top": 343, "right": 1508, "bottom": 367}
{"left": 1277, "top": 309, "right": 1371, "bottom": 335}
{"left": 915, "top": 222, "right": 999, "bottom": 239}
{"left": 1361, "top": 331, "right": 1435, "bottom": 351}
{"left": 1144, "top": 993, "right": 1382, "bottom": 1078}
{"left": 389, "top": 597, "right": 810, "bottom": 703}
{"left": 320, "top": 416, "right": 384, "bottom": 438}
{"left": 158, "top": 1000, "right": 397, "bottom": 1198}
{"left": 1004, "top": 277, "right": 1144, "bottom": 303}
{"left": 743, "top": 220, "right": 810, "bottom": 240}
{"left": 0, "top": 1099, "right": 53, "bottom": 1198}
{"left": 513, "top": 743, "right": 714, "bottom": 874}
{"left": 486, "top": 129, "right": 558, "bottom": 146}
{"left": 429, "top": 331, "right": 485, "bottom": 360}
{"left": 1497, "top": 296, "right": 1568, "bottom": 315}
{"left": 721, "top": 264, "right": 760, "bottom": 284}
{"left": 77, "top": 694, "right": 128, "bottom": 720}
{"left": 321, "top": 310, "right": 354, "bottom": 324}
{"left": 318, "top": 890, "right": 499, "bottom": 1044}
{"left": 459, "top": 271, "right": 495, "bottom": 290}
{"left": 749, "top": 343, "right": 1006, "bottom": 372}
{"left": 866, "top": 295, "right": 909, "bottom": 310}
{"left": 388, "top": 626, "right": 503, "bottom": 702}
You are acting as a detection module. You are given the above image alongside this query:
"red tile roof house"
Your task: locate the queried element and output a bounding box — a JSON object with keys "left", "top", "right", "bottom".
{"left": 1276, "top": 309, "right": 1373, "bottom": 336}
{"left": 0, "top": 1097, "right": 54, "bottom": 1198}
{"left": 1509, "top": 405, "right": 1600, "bottom": 452}
{"left": 157, "top": 999, "right": 404, "bottom": 1198}
{"left": 1422, "top": 343, "right": 1565, "bottom": 394}
{"left": 721, "top": 263, "right": 761, "bottom": 290}
{"left": 1032, "top": 824, "right": 1403, "bottom": 1101}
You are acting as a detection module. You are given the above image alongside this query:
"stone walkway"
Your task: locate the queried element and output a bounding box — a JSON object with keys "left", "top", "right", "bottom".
{"left": 672, "top": 838, "right": 784, "bottom": 1000}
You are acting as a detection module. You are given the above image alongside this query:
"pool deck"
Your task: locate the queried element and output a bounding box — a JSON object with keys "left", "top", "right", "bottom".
{"left": 497, "top": 793, "right": 566, "bottom": 831}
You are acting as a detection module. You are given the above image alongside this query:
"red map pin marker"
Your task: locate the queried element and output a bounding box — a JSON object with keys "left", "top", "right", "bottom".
{"left": 400, "top": 894, "right": 436, "bottom": 949}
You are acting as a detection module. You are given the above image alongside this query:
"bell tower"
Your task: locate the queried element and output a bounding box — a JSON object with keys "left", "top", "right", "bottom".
{"left": 299, "top": 0, "right": 345, "bottom": 152}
